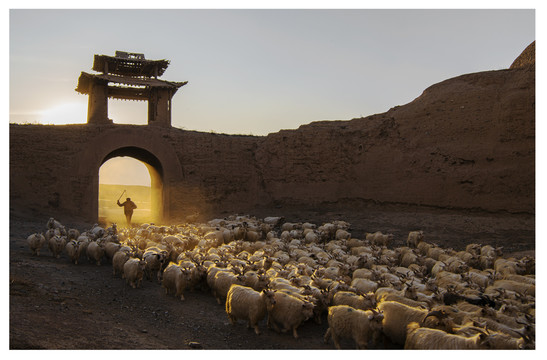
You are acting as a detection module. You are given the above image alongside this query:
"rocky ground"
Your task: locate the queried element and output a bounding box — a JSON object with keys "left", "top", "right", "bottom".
{"left": 9, "top": 203, "right": 535, "bottom": 350}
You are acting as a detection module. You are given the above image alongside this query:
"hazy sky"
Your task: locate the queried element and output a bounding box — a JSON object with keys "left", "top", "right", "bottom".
{"left": 10, "top": 8, "right": 535, "bottom": 136}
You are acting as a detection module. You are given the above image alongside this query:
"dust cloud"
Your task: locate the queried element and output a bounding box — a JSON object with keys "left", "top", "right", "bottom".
{"left": 99, "top": 184, "right": 151, "bottom": 225}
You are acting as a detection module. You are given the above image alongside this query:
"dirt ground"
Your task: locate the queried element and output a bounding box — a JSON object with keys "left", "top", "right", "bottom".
{"left": 9, "top": 203, "right": 535, "bottom": 350}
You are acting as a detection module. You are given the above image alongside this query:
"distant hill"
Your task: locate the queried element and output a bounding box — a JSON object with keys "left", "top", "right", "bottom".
{"left": 99, "top": 184, "right": 151, "bottom": 205}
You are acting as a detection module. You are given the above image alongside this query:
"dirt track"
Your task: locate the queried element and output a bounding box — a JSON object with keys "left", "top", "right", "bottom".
{"left": 9, "top": 204, "right": 534, "bottom": 349}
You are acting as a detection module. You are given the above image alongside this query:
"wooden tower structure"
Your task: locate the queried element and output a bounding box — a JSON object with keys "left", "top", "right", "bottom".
{"left": 76, "top": 51, "right": 187, "bottom": 127}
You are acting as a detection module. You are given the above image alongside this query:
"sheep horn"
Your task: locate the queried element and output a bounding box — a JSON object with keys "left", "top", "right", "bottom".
{"left": 422, "top": 310, "right": 448, "bottom": 323}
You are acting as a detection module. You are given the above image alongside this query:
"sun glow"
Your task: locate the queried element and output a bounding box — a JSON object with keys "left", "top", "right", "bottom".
{"left": 99, "top": 157, "right": 151, "bottom": 186}
{"left": 38, "top": 102, "right": 87, "bottom": 125}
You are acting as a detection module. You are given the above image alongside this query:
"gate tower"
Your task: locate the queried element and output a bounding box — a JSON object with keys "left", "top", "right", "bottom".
{"left": 75, "top": 51, "right": 188, "bottom": 127}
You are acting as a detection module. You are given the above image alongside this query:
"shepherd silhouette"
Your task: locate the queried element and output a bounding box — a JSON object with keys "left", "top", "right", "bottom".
{"left": 117, "top": 197, "right": 137, "bottom": 226}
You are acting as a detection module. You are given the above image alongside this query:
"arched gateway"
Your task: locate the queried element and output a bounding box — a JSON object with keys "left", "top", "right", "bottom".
{"left": 76, "top": 126, "right": 183, "bottom": 223}
{"left": 74, "top": 51, "right": 185, "bottom": 222}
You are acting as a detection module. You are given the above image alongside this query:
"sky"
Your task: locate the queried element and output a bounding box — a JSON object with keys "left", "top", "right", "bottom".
{"left": 6, "top": 3, "right": 538, "bottom": 187}
{"left": 9, "top": 7, "right": 535, "bottom": 137}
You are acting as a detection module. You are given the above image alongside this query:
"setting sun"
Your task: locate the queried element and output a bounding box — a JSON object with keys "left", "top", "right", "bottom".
{"left": 38, "top": 102, "right": 87, "bottom": 125}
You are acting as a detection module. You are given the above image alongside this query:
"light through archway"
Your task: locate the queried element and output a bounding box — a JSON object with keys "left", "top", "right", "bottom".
{"left": 99, "top": 156, "right": 154, "bottom": 226}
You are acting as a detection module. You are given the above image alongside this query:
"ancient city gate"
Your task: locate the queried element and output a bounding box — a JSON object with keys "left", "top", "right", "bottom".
{"left": 75, "top": 51, "right": 186, "bottom": 222}
{"left": 76, "top": 126, "right": 183, "bottom": 223}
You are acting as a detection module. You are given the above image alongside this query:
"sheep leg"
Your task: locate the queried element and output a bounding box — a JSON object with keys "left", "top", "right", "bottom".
{"left": 371, "top": 330, "right": 382, "bottom": 348}
{"left": 331, "top": 331, "right": 341, "bottom": 349}
{"left": 356, "top": 336, "right": 368, "bottom": 350}
{"left": 323, "top": 328, "right": 332, "bottom": 344}
{"left": 268, "top": 317, "right": 281, "bottom": 333}
{"left": 292, "top": 326, "right": 299, "bottom": 339}
{"left": 314, "top": 314, "right": 322, "bottom": 324}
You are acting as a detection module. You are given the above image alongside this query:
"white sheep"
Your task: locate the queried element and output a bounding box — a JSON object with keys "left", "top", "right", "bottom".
{"left": 67, "top": 228, "right": 80, "bottom": 241}
{"left": 48, "top": 235, "right": 66, "bottom": 258}
{"left": 178, "top": 259, "right": 203, "bottom": 290}
{"left": 44, "top": 228, "right": 61, "bottom": 243}
{"left": 480, "top": 331, "right": 526, "bottom": 349}
{"left": 417, "top": 241, "right": 434, "bottom": 256}
{"left": 366, "top": 231, "right": 394, "bottom": 247}
{"left": 332, "top": 291, "right": 377, "bottom": 311}
{"left": 323, "top": 305, "right": 384, "bottom": 349}
{"left": 407, "top": 230, "right": 424, "bottom": 248}
{"left": 489, "top": 279, "right": 535, "bottom": 297}
{"left": 351, "top": 277, "right": 379, "bottom": 293}
{"left": 27, "top": 233, "right": 46, "bottom": 256}
{"left": 143, "top": 248, "right": 168, "bottom": 282}
{"left": 104, "top": 242, "right": 121, "bottom": 262}
{"left": 480, "top": 245, "right": 503, "bottom": 258}
{"left": 242, "top": 270, "right": 269, "bottom": 291}
{"left": 399, "top": 250, "right": 419, "bottom": 268}
{"left": 465, "top": 243, "right": 482, "bottom": 256}
{"left": 123, "top": 257, "right": 146, "bottom": 289}
{"left": 427, "top": 246, "right": 446, "bottom": 261}
{"left": 162, "top": 262, "right": 192, "bottom": 300}
{"left": 494, "top": 258, "right": 526, "bottom": 276}
{"left": 405, "top": 322, "right": 487, "bottom": 349}
{"left": 264, "top": 290, "right": 315, "bottom": 339}
{"left": 263, "top": 216, "right": 284, "bottom": 227}
{"left": 444, "top": 256, "right": 469, "bottom": 274}
{"left": 315, "top": 223, "right": 335, "bottom": 240}
{"left": 479, "top": 255, "right": 495, "bottom": 270}
{"left": 304, "top": 231, "right": 320, "bottom": 244}
{"left": 65, "top": 239, "right": 83, "bottom": 264}
{"left": 47, "top": 218, "right": 65, "bottom": 233}
{"left": 463, "top": 269, "right": 495, "bottom": 289}
{"left": 86, "top": 241, "right": 105, "bottom": 265}
{"left": 225, "top": 284, "right": 269, "bottom": 335}
{"left": 335, "top": 229, "right": 351, "bottom": 240}
{"left": 352, "top": 267, "right": 374, "bottom": 280}
{"left": 284, "top": 222, "right": 303, "bottom": 231}
{"left": 377, "top": 300, "right": 450, "bottom": 346}
{"left": 90, "top": 225, "right": 106, "bottom": 240}
{"left": 112, "top": 250, "right": 130, "bottom": 277}
{"left": 211, "top": 270, "right": 245, "bottom": 304}
{"left": 302, "top": 222, "right": 316, "bottom": 230}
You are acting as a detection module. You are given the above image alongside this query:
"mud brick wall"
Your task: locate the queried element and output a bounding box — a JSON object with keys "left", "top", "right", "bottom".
{"left": 10, "top": 61, "right": 534, "bottom": 222}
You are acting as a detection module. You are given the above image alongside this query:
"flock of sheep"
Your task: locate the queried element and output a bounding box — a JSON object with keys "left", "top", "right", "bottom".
{"left": 25, "top": 215, "right": 535, "bottom": 349}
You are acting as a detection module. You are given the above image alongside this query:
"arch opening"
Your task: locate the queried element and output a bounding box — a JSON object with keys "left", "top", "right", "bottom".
{"left": 98, "top": 147, "right": 164, "bottom": 226}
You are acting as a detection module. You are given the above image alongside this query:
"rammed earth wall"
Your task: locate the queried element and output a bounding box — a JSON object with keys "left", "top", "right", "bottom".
{"left": 10, "top": 63, "right": 535, "bottom": 222}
